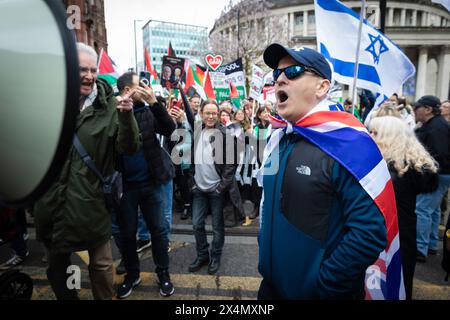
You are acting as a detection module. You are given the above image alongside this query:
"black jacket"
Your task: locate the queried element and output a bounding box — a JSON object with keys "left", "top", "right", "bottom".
{"left": 389, "top": 165, "right": 438, "bottom": 299}
{"left": 131, "top": 102, "right": 176, "bottom": 184}
{"left": 190, "top": 123, "right": 237, "bottom": 193}
{"left": 415, "top": 115, "right": 450, "bottom": 174}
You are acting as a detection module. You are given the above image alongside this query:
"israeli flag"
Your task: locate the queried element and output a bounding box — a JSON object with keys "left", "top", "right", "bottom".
{"left": 314, "top": 0, "right": 415, "bottom": 105}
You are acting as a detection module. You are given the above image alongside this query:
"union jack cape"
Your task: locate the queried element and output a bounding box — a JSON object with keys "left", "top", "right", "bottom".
{"left": 259, "top": 99, "right": 405, "bottom": 300}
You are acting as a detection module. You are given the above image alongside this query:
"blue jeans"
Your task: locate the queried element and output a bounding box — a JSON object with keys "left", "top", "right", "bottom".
{"left": 416, "top": 174, "right": 450, "bottom": 255}
{"left": 192, "top": 188, "right": 224, "bottom": 259}
{"left": 161, "top": 180, "right": 173, "bottom": 239}
{"left": 137, "top": 180, "right": 173, "bottom": 241}
{"left": 117, "top": 182, "right": 169, "bottom": 278}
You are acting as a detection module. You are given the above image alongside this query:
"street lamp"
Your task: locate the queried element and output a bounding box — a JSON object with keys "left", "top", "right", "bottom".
{"left": 134, "top": 19, "right": 143, "bottom": 72}
{"left": 379, "top": 0, "right": 386, "bottom": 33}
{"left": 237, "top": 9, "right": 240, "bottom": 59}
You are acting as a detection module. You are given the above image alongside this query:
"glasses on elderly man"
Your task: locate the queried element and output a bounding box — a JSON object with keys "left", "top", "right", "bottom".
{"left": 273, "top": 65, "right": 320, "bottom": 82}
{"left": 79, "top": 67, "right": 98, "bottom": 75}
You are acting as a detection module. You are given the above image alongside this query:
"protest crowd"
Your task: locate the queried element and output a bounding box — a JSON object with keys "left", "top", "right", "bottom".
{"left": 1, "top": 1, "right": 450, "bottom": 302}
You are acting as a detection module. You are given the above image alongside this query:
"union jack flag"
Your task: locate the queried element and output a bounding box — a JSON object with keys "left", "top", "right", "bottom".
{"left": 260, "top": 99, "right": 404, "bottom": 300}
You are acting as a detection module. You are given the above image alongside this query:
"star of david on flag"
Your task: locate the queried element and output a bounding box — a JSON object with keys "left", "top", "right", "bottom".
{"left": 314, "top": 0, "right": 415, "bottom": 111}
{"left": 365, "top": 34, "right": 389, "bottom": 64}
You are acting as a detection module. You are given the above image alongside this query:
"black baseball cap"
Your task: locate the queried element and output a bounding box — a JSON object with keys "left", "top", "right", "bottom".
{"left": 412, "top": 95, "right": 441, "bottom": 110}
{"left": 263, "top": 43, "right": 332, "bottom": 81}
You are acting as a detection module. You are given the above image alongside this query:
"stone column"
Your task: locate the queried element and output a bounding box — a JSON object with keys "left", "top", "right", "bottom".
{"left": 422, "top": 11, "right": 427, "bottom": 26}
{"left": 289, "top": 12, "right": 294, "bottom": 38}
{"left": 412, "top": 10, "right": 417, "bottom": 26}
{"left": 303, "top": 11, "right": 308, "bottom": 37}
{"left": 388, "top": 7, "right": 394, "bottom": 26}
{"left": 400, "top": 9, "right": 406, "bottom": 26}
{"left": 416, "top": 47, "right": 428, "bottom": 99}
{"left": 437, "top": 46, "right": 450, "bottom": 100}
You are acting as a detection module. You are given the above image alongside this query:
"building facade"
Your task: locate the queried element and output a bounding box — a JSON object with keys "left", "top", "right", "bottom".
{"left": 62, "top": 0, "right": 108, "bottom": 54}
{"left": 210, "top": 0, "right": 450, "bottom": 100}
{"left": 142, "top": 20, "right": 208, "bottom": 74}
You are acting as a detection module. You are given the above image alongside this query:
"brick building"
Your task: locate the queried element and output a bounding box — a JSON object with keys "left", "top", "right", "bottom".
{"left": 62, "top": 0, "right": 108, "bottom": 54}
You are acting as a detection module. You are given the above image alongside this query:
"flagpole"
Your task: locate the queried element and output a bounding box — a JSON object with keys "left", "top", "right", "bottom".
{"left": 351, "top": 0, "right": 366, "bottom": 116}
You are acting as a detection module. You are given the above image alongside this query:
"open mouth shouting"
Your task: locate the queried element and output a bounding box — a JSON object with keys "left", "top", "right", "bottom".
{"left": 80, "top": 79, "right": 94, "bottom": 95}
{"left": 276, "top": 89, "right": 289, "bottom": 108}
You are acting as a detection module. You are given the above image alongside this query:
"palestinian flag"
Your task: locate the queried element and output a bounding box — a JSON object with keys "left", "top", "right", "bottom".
{"left": 230, "top": 81, "right": 241, "bottom": 109}
{"left": 144, "top": 47, "right": 158, "bottom": 84}
{"left": 203, "top": 70, "right": 216, "bottom": 100}
{"left": 195, "top": 64, "right": 206, "bottom": 85}
{"left": 185, "top": 60, "right": 207, "bottom": 100}
{"left": 98, "top": 49, "right": 121, "bottom": 92}
{"left": 168, "top": 42, "right": 176, "bottom": 57}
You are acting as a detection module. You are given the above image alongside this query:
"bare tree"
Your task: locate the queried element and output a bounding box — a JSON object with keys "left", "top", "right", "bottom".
{"left": 209, "top": 0, "right": 288, "bottom": 92}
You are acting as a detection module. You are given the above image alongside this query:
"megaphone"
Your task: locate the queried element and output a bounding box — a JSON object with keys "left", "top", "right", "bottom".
{"left": 0, "top": 0, "right": 79, "bottom": 206}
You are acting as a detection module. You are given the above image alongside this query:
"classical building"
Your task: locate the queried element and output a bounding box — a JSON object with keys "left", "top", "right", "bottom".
{"left": 62, "top": 0, "right": 108, "bottom": 54}
{"left": 142, "top": 20, "right": 208, "bottom": 74}
{"left": 210, "top": 0, "right": 450, "bottom": 100}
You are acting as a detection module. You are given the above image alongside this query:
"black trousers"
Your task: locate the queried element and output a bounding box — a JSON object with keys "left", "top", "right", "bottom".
{"left": 174, "top": 167, "right": 193, "bottom": 206}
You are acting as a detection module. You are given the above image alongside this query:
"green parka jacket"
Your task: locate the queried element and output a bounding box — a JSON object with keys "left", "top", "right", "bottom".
{"left": 34, "top": 79, "right": 140, "bottom": 253}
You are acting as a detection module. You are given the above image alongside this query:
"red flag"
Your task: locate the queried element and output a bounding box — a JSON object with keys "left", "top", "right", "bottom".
{"left": 168, "top": 42, "right": 176, "bottom": 57}
{"left": 203, "top": 70, "right": 216, "bottom": 100}
{"left": 144, "top": 48, "right": 158, "bottom": 80}
{"left": 184, "top": 61, "right": 195, "bottom": 92}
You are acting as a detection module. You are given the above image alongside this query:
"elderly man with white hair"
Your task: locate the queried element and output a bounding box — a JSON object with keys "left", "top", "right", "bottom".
{"left": 33, "top": 43, "right": 140, "bottom": 300}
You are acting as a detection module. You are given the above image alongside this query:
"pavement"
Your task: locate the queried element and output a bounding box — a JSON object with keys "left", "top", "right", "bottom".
{"left": 1, "top": 205, "right": 449, "bottom": 300}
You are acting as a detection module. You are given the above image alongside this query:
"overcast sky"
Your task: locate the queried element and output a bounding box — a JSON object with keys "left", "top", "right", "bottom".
{"left": 103, "top": 0, "right": 449, "bottom": 70}
{"left": 432, "top": 0, "right": 450, "bottom": 11}
{"left": 104, "top": 0, "right": 232, "bottom": 70}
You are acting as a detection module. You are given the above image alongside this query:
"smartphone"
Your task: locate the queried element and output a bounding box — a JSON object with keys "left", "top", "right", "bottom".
{"left": 139, "top": 71, "right": 151, "bottom": 86}
{"left": 171, "top": 100, "right": 181, "bottom": 110}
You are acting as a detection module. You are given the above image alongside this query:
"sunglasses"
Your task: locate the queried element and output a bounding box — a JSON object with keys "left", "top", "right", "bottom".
{"left": 273, "top": 65, "right": 321, "bottom": 82}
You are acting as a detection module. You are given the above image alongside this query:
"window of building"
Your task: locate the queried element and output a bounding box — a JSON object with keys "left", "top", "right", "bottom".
{"left": 405, "top": 9, "right": 413, "bottom": 26}
{"left": 308, "top": 11, "right": 315, "bottom": 26}
{"left": 294, "top": 12, "right": 304, "bottom": 26}
{"left": 417, "top": 11, "right": 423, "bottom": 26}
{"left": 393, "top": 8, "right": 401, "bottom": 26}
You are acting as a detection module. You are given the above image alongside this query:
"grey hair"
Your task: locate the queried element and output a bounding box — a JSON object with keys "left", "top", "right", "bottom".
{"left": 76, "top": 42, "right": 98, "bottom": 62}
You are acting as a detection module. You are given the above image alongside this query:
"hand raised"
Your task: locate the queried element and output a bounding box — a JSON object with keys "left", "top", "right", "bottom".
{"left": 116, "top": 90, "right": 135, "bottom": 112}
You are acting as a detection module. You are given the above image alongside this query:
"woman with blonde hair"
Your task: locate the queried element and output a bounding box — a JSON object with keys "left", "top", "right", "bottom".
{"left": 364, "top": 101, "right": 401, "bottom": 128}
{"left": 368, "top": 116, "right": 438, "bottom": 300}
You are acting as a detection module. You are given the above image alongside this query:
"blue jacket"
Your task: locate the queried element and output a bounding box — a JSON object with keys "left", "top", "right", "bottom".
{"left": 258, "top": 133, "right": 386, "bottom": 299}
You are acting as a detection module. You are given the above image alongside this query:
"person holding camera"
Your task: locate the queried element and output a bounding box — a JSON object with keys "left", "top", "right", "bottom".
{"left": 114, "top": 72, "right": 176, "bottom": 299}
{"left": 33, "top": 43, "right": 140, "bottom": 300}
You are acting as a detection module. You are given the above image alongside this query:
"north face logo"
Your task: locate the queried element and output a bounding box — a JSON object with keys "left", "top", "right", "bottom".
{"left": 296, "top": 165, "right": 311, "bottom": 176}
